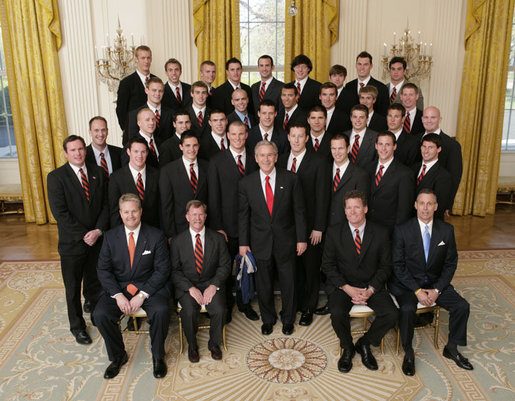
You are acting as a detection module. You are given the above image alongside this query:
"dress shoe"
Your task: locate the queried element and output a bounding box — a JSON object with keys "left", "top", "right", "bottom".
{"left": 402, "top": 354, "right": 416, "bottom": 376}
{"left": 443, "top": 347, "right": 474, "bottom": 370}
{"left": 299, "top": 312, "right": 313, "bottom": 326}
{"left": 261, "top": 323, "right": 274, "bottom": 335}
{"left": 355, "top": 339, "right": 378, "bottom": 370}
{"left": 188, "top": 347, "right": 200, "bottom": 363}
{"left": 282, "top": 323, "right": 294, "bottom": 335}
{"left": 242, "top": 307, "right": 259, "bottom": 321}
{"left": 83, "top": 300, "right": 92, "bottom": 313}
{"left": 74, "top": 330, "right": 92, "bottom": 345}
{"left": 152, "top": 357, "right": 167, "bottom": 378}
{"left": 104, "top": 352, "right": 128, "bottom": 379}
{"left": 314, "top": 304, "right": 330, "bottom": 315}
{"left": 337, "top": 348, "right": 355, "bottom": 373}
{"left": 209, "top": 345, "right": 223, "bottom": 360}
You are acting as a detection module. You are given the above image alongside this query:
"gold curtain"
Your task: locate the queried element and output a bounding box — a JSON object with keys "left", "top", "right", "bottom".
{"left": 193, "top": 0, "right": 240, "bottom": 87}
{"left": 453, "top": 0, "right": 514, "bottom": 216}
{"left": 284, "top": 0, "right": 339, "bottom": 83}
{"left": 0, "top": 0, "right": 67, "bottom": 224}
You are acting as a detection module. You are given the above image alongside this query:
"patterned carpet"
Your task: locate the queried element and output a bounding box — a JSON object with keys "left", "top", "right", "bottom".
{"left": 0, "top": 250, "right": 514, "bottom": 401}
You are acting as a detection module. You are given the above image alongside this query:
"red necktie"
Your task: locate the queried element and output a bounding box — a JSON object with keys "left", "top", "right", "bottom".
{"left": 264, "top": 133, "right": 269, "bottom": 141}
{"left": 283, "top": 113, "right": 289, "bottom": 130}
{"left": 190, "top": 163, "right": 198, "bottom": 194}
{"left": 291, "top": 157, "right": 297, "bottom": 173}
{"left": 194, "top": 233, "right": 203, "bottom": 274}
{"left": 237, "top": 155, "right": 245, "bottom": 176}
{"left": 209, "top": 87, "right": 213, "bottom": 96}
{"left": 136, "top": 172, "right": 144, "bottom": 200}
{"left": 128, "top": 232, "right": 135, "bottom": 268}
{"left": 359, "top": 82, "right": 365, "bottom": 89}
{"left": 314, "top": 138, "right": 320, "bottom": 152}
{"left": 354, "top": 228, "right": 362, "bottom": 255}
{"left": 417, "top": 164, "right": 427, "bottom": 185}
{"left": 154, "top": 109, "right": 160, "bottom": 128}
{"left": 350, "top": 134, "right": 360, "bottom": 163}
{"left": 296, "top": 82, "right": 301, "bottom": 95}
{"left": 244, "top": 116, "right": 249, "bottom": 128}
{"left": 220, "top": 137, "right": 226, "bottom": 150}
{"left": 145, "top": 76, "right": 149, "bottom": 86}
{"left": 176, "top": 87, "right": 182, "bottom": 104}
{"left": 265, "top": 176, "right": 273, "bottom": 216}
{"left": 197, "top": 111, "right": 203, "bottom": 127}
{"left": 403, "top": 112, "right": 411, "bottom": 134}
{"left": 79, "top": 168, "right": 90, "bottom": 202}
{"left": 390, "top": 86, "right": 397, "bottom": 103}
{"left": 333, "top": 168, "right": 340, "bottom": 192}
{"left": 259, "top": 81, "right": 266, "bottom": 102}
{"left": 375, "top": 165, "right": 384, "bottom": 186}
{"left": 100, "top": 152, "right": 109, "bottom": 179}
{"left": 149, "top": 138, "right": 157, "bottom": 157}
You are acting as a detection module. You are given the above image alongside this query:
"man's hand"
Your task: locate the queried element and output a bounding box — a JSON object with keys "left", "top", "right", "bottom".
{"left": 426, "top": 289, "right": 440, "bottom": 304}
{"left": 342, "top": 285, "right": 367, "bottom": 304}
{"left": 115, "top": 294, "right": 132, "bottom": 314}
{"left": 416, "top": 289, "right": 433, "bottom": 307}
{"left": 83, "top": 229, "right": 101, "bottom": 246}
{"left": 189, "top": 287, "right": 204, "bottom": 305}
{"left": 297, "top": 242, "right": 308, "bottom": 256}
{"left": 202, "top": 285, "right": 217, "bottom": 305}
{"left": 239, "top": 246, "right": 251, "bottom": 257}
{"left": 310, "top": 230, "right": 323, "bottom": 246}
{"left": 129, "top": 293, "right": 145, "bottom": 313}
{"left": 217, "top": 230, "right": 228, "bottom": 242}
{"left": 444, "top": 209, "right": 450, "bottom": 218}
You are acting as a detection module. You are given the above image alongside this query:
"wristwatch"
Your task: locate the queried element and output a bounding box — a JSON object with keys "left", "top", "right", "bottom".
{"left": 137, "top": 292, "right": 145, "bottom": 299}
{"left": 434, "top": 288, "right": 441, "bottom": 294}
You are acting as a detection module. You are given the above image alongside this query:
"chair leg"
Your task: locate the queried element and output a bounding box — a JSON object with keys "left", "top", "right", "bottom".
{"left": 178, "top": 316, "right": 184, "bottom": 354}
{"left": 133, "top": 316, "right": 139, "bottom": 331}
{"left": 434, "top": 307, "right": 440, "bottom": 349}
{"left": 380, "top": 337, "right": 384, "bottom": 354}
{"left": 222, "top": 326, "right": 227, "bottom": 351}
{"left": 396, "top": 328, "right": 400, "bottom": 355}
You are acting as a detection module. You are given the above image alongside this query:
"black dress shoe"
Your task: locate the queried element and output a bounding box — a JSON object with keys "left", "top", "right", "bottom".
{"left": 243, "top": 307, "right": 259, "bottom": 321}
{"left": 188, "top": 347, "right": 200, "bottom": 363}
{"left": 104, "top": 352, "right": 128, "bottom": 379}
{"left": 74, "top": 330, "right": 92, "bottom": 345}
{"left": 314, "top": 304, "right": 330, "bottom": 315}
{"left": 402, "top": 354, "right": 415, "bottom": 376}
{"left": 209, "top": 345, "right": 223, "bottom": 360}
{"left": 261, "top": 323, "right": 274, "bottom": 335}
{"left": 83, "top": 300, "right": 92, "bottom": 313}
{"left": 153, "top": 357, "right": 167, "bottom": 378}
{"left": 443, "top": 347, "right": 473, "bottom": 370}
{"left": 337, "top": 348, "right": 355, "bottom": 373}
{"left": 282, "top": 323, "right": 294, "bottom": 335}
{"left": 299, "top": 312, "right": 313, "bottom": 326}
{"left": 355, "top": 340, "right": 378, "bottom": 370}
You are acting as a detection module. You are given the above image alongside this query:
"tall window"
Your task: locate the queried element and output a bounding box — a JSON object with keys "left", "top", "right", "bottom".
{"left": 502, "top": 12, "right": 515, "bottom": 151}
{"left": 0, "top": 25, "right": 16, "bottom": 158}
{"left": 240, "top": 0, "right": 285, "bottom": 86}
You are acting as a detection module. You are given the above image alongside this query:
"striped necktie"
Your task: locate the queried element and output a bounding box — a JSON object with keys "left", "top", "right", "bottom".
{"left": 194, "top": 233, "right": 203, "bottom": 274}
{"left": 100, "top": 152, "right": 109, "bottom": 179}
{"left": 176, "top": 87, "right": 182, "bottom": 104}
{"left": 259, "top": 81, "right": 266, "bottom": 102}
{"left": 417, "top": 164, "right": 427, "bottom": 185}
{"left": 291, "top": 157, "right": 297, "bottom": 173}
{"left": 190, "top": 163, "right": 198, "bottom": 194}
{"left": 136, "top": 172, "right": 144, "bottom": 200}
{"left": 390, "top": 86, "right": 397, "bottom": 103}
{"left": 333, "top": 168, "right": 340, "bottom": 192}
{"left": 296, "top": 81, "right": 301, "bottom": 95}
{"left": 354, "top": 228, "right": 362, "bottom": 255}
{"left": 314, "top": 138, "right": 320, "bottom": 152}
{"left": 403, "top": 112, "right": 411, "bottom": 133}
{"left": 220, "top": 137, "right": 226, "bottom": 150}
{"left": 283, "top": 113, "right": 289, "bottom": 130}
{"left": 350, "top": 134, "right": 360, "bottom": 163}
{"left": 197, "top": 111, "right": 203, "bottom": 127}
{"left": 375, "top": 165, "right": 384, "bottom": 186}
{"left": 237, "top": 155, "right": 245, "bottom": 176}
{"left": 79, "top": 168, "right": 90, "bottom": 202}
{"left": 154, "top": 109, "right": 160, "bottom": 128}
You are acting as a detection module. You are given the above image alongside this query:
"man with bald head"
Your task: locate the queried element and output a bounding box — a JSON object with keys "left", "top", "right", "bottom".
{"left": 122, "top": 108, "right": 160, "bottom": 169}
{"left": 227, "top": 88, "right": 257, "bottom": 128}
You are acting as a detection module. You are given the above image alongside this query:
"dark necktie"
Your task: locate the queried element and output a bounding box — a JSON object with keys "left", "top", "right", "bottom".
{"left": 220, "top": 137, "right": 226, "bottom": 150}
{"left": 350, "top": 134, "right": 360, "bottom": 163}
{"left": 375, "top": 165, "right": 384, "bottom": 186}
{"left": 145, "top": 76, "right": 149, "bottom": 86}
{"left": 176, "top": 87, "right": 182, "bottom": 104}
{"left": 264, "top": 133, "right": 269, "bottom": 141}
{"left": 136, "top": 172, "right": 144, "bottom": 200}
{"left": 155, "top": 109, "right": 160, "bottom": 128}
{"left": 296, "top": 81, "right": 301, "bottom": 95}
{"left": 195, "top": 233, "right": 203, "bottom": 274}
{"left": 259, "top": 81, "right": 266, "bottom": 102}
{"left": 79, "top": 168, "right": 90, "bottom": 202}
{"left": 403, "top": 112, "right": 411, "bottom": 134}
{"left": 197, "top": 111, "right": 203, "bottom": 127}
{"left": 333, "top": 168, "right": 340, "bottom": 192}
{"left": 354, "top": 228, "right": 362, "bottom": 255}
{"left": 390, "top": 86, "right": 397, "bottom": 103}
{"left": 237, "top": 155, "right": 245, "bottom": 176}
{"left": 190, "top": 163, "right": 198, "bottom": 194}
{"left": 283, "top": 113, "right": 289, "bottom": 130}
{"left": 265, "top": 176, "right": 273, "bottom": 216}
{"left": 417, "top": 164, "right": 427, "bottom": 185}
{"left": 314, "top": 138, "right": 320, "bottom": 152}
{"left": 244, "top": 115, "right": 249, "bottom": 128}
{"left": 291, "top": 157, "right": 297, "bottom": 173}
{"left": 100, "top": 152, "right": 109, "bottom": 179}
{"left": 359, "top": 82, "right": 365, "bottom": 89}
{"left": 149, "top": 138, "right": 157, "bottom": 158}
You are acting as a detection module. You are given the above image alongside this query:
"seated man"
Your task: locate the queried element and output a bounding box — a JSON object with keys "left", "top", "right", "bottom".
{"left": 390, "top": 188, "right": 473, "bottom": 376}
{"left": 171, "top": 200, "right": 231, "bottom": 363}
{"left": 93, "top": 193, "right": 171, "bottom": 379}
{"left": 322, "top": 190, "right": 398, "bottom": 373}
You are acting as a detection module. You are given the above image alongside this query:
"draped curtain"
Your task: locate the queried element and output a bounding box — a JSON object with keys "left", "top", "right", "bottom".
{"left": 0, "top": 0, "right": 67, "bottom": 224}
{"left": 284, "top": 0, "right": 339, "bottom": 83}
{"left": 193, "top": 0, "right": 240, "bottom": 87}
{"left": 453, "top": 0, "right": 514, "bottom": 216}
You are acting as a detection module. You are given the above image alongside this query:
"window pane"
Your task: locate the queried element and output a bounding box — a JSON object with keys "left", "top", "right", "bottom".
{"left": 502, "top": 12, "right": 515, "bottom": 151}
{"left": 0, "top": 25, "right": 16, "bottom": 158}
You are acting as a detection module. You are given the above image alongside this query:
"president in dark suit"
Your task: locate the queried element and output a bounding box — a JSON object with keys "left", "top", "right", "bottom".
{"left": 47, "top": 135, "right": 108, "bottom": 345}
{"left": 390, "top": 189, "right": 473, "bottom": 376}
{"left": 162, "top": 58, "right": 192, "bottom": 111}
{"left": 322, "top": 190, "right": 398, "bottom": 373}
{"left": 289, "top": 54, "right": 322, "bottom": 111}
{"left": 251, "top": 55, "right": 283, "bottom": 115}
{"left": 85, "top": 116, "right": 122, "bottom": 178}
{"left": 239, "top": 140, "right": 307, "bottom": 336}
{"left": 171, "top": 200, "right": 231, "bottom": 362}
{"left": 93, "top": 193, "right": 170, "bottom": 379}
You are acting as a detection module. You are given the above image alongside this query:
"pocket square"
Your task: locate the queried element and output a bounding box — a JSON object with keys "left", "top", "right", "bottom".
{"left": 438, "top": 241, "right": 445, "bottom": 246}
{"left": 142, "top": 250, "right": 152, "bottom": 255}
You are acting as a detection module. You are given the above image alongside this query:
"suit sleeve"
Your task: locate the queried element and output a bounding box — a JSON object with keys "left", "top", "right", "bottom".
{"left": 94, "top": 169, "right": 110, "bottom": 231}
{"left": 140, "top": 231, "right": 171, "bottom": 296}
{"left": 448, "top": 141, "right": 463, "bottom": 207}
{"left": 369, "top": 228, "right": 393, "bottom": 290}
{"left": 108, "top": 176, "right": 123, "bottom": 228}
{"left": 356, "top": 168, "right": 371, "bottom": 199}
{"left": 97, "top": 233, "right": 124, "bottom": 296}
{"left": 170, "top": 237, "right": 195, "bottom": 293}
{"left": 292, "top": 175, "right": 307, "bottom": 242}
{"left": 433, "top": 226, "right": 458, "bottom": 292}
{"left": 238, "top": 180, "right": 251, "bottom": 247}
{"left": 159, "top": 169, "right": 176, "bottom": 238}
{"left": 396, "top": 168, "right": 415, "bottom": 225}
{"left": 207, "top": 234, "right": 232, "bottom": 288}
{"left": 391, "top": 225, "right": 420, "bottom": 292}
{"left": 313, "top": 160, "right": 330, "bottom": 232}
{"left": 127, "top": 109, "right": 139, "bottom": 139}
{"left": 207, "top": 159, "right": 224, "bottom": 231}
{"left": 321, "top": 226, "right": 347, "bottom": 290}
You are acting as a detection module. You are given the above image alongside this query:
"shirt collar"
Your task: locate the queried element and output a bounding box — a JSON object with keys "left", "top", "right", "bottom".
{"left": 125, "top": 223, "right": 141, "bottom": 238}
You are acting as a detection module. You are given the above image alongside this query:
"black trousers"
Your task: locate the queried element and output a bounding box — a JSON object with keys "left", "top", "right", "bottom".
{"left": 395, "top": 284, "right": 470, "bottom": 352}
{"left": 295, "top": 242, "right": 322, "bottom": 313}
{"left": 60, "top": 241, "right": 102, "bottom": 333}
{"left": 329, "top": 288, "right": 398, "bottom": 349}
{"left": 93, "top": 291, "right": 170, "bottom": 361}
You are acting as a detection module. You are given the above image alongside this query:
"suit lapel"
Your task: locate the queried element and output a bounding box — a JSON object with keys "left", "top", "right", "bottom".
{"left": 271, "top": 170, "right": 285, "bottom": 219}
{"left": 116, "top": 226, "right": 132, "bottom": 271}
{"left": 66, "top": 163, "right": 90, "bottom": 203}
{"left": 343, "top": 225, "right": 360, "bottom": 264}
{"left": 336, "top": 163, "right": 353, "bottom": 191}
{"left": 427, "top": 220, "right": 440, "bottom": 265}
{"left": 202, "top": 230, "right": 213, "bottom": 277}
{"left": 131, "top": 225, "right": 147, "bottom": 277}
{"left": 359, "top": 222, "right": 373, "bottom": 260}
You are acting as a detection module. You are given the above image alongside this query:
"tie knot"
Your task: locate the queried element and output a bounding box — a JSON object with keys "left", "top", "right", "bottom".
{"left": 79, "top": 168, "right": 83, "bottom": 173}
{"left": 196, "top": 233, "right": 200, "bottom": 239}
{"left": 266, "top": 175, "right": 270, "bottom": 182}
{"left": 129, "top": 232, "right": 134, "bottom": 238}
{"left": 423, "top": 164, "right": 427, "bottom": 169}
{"left": 379, "top": 165, "right": 384, "bottom": 170}
{"left": 425, "top": 225, "right": 430, "bottom": 232}
{"left": 137, "top": 172, "right": 141, "bottom": 178}
{"left": 237, "top": 154, "right": 241, "bottom": 160}
{"left": 190, "top": 163, "right": 195, "bottom": 168}
{"left": 355, "top": 228, "right": 359, "bottom": 234}
{"left": 293, "top": 157, "right": 296, "bottom": 162}
{"left": 336, "top": 168, "right": 340, "bottom": 174}
{"left": 198, "top": 111, "right": 202, "bottom": 117}
{"left": 149, "top": 138, "right": 153, "bottom": 144}
{"left": 100, "top": 152, "right": 104, "bottom": 157}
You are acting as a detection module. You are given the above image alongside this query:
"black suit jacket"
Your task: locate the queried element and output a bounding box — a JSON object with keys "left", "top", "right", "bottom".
{"left": 404, "top": 109, "right": 423, "bottom": 135}
{"left": 116, "top": 71, "right": 156, "bottom": 130}
{"left": 275, "top": 106, "right": 308, "bottom": 132}
{"left": 344, "top": 128, "right": 378, "bottom": 167}
{"left": 395, "top": 131, "right": 421, "bottom": 167}
{"left": 127, "top": 105, "right": 174, "bottom": 144}
{"left": 162, "top": 81, "right": 192, "bottom": 111}
{"left": 208, "top": 149, "right": 258, "bottom": 237}
{"left": 227, "top": 111, "right": 257, "bottom": 129}
{"left": 390, "top": 218, "right": 458, "bottom": 295}
{"left": 199, "top": 132, "right": 228, "bottom": 161}
{"left": 365, "top": 159, "right": 415, "bottom": 229}
{"left": 247, "top": 126, "right": 290, "bottom": 155}
{"left": 159, "top": 158, "right": 208, "bottom": 238}
{"left": 345, "top": 77, "right": 390, "bottom": 115}
{"left": 412, "top": 161, "right": 452, "bottom": 219}
{"left": 289, "top": 78, "right": 322, "bottom": 111}
{"left": 211, "top": 80, "right": 253, "bottom": 116}
{"left": 278, "top": 150, "right": 330, "bottom": 232}
{"left": 336, "top": 87, "right": 357, "bottom": 115}
{"left": 171, "top": 228, "right": 231, "bottom": 294}
{"left": 121, "top": 134, "right": 160, "bottom": 169}
{"left": 326, "top": 108, "right": 351, "bottom": 137}
{"left": 433, "top": 131, "right": 463, "bottom": 208}
{"left": 306, "top": 131, "right": 333, "bottom": 159}
{"left": 186, "top": 104, "right": 211, "bottom": 138}
{"left": 47, "top": 162, "right": 109, "bottom": 255}
{"left": 86, "top": 144, "right": 123, "bottom": 174}
{"left": 238, "top": 168, "right": 307, "bottom": 260}
{"left": 97, "top": 223, "right": 170, "bottom": 298}
{"left": 322, "top": 220, "right": 392, "bottom": 294}
{"left": 108, "top": 164, "right": 160, "bottom": 228}
{"left": 251, "top": 77, "right": 283, "bottom": 115}
{"left": 368, "top": 112, "right": 387, "bottom": 133}
{"left": 159, "top": 134, "right": 182, "bottom": 167}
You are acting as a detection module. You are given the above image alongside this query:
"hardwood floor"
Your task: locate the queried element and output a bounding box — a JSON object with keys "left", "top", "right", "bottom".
{"left": 0, "top": 205, "right": 514, "bottom": 260}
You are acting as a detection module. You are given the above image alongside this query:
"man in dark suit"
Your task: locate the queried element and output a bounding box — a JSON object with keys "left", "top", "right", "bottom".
{"left": 211, "top": 58, "right": 253, "bottom": 116}
{"left": 344, "top": 51, "right": 389, "bottom": 116}
{"left": 366, "top": 131, "right": 415, "bottom": 232}
{"left": 116, "top": 45, "right": 155, "bottom": 144}
{"left": 159, "top": 109, "right": 192, "bottom": 166}
{"left": 86, "top": 116, "right": 122, "bottom": 178}
{"left": 186, "top": 81, "right": 211, "bottom": 138}
{"left": 47, "top": 135, "right": 108, "bottom": 345}
{"left": 160, "top": 131, "right": 208, "bottom": 239}
{"left": 248, "top": 100, "right": 289, "bottom": 155}
{"left": 322, "top": 190, "right": 398, "bottom": 373}
{"left": 93, "top": 193, "right": 170, "bottom": 379}
{"left": 162, "top": 58, "right": 192, "bottom": 111}
{"left": 360, "top": 86, "right": 387, "bottom": 133}
{"left": 387, "top": 57, "right": 424, "bottom": 110}
{"left": 390, "top": 189, "right": 473, "bottom": 376}
{"left": 199, "top": 109, "right": 229, "bottom": 160}
{"left": 420, "top": 106, "right": 463, "bottom": 212}
{"left": 239, "top": 140, "right": 307, "bottom": 336}
{"left": 345, "top": 104, "right": 378, "bottom": 167}
{"left": 251, "top": 55, "right": 283, "bottom": 115}
{"left": 208, "top": 121, "right": 260, "bottom": 322}
{"left": 306, "top": 106, "right": 332, "bottom": 159}
{"left": 277, "top": 122, "right": 329, "bottom": 326}
{"left": 108, "top": 136, "right": 160, "bottom": 228}
{"left": 330, "top": 64, "right": 356, "bottom": 115}
{"left": 320, "top": 82, "right": 351, "bottom": 138}
{"left": 413, "top": 134, "right": 452, "bottom": 219}
{"left": 275, "top": 83, "right": 308, "bottom": 133}
{"left": 226, "top": 88, "right": 257, "bottom": 128}
{"left": 289, "top": 54, "right": 322, "bottom": 111}
{"left": 122, "top": 108, "right": 160, "bottom": 168}
{"left": 387, "top": 104, "right": 421, "bottom": 166}
{"left": 199, "top": 60, "right": 217, "bottom": 97}
{"left": 171, "top": 200, "right": 231, "bottom": 362}
{"left": 399, "top": 83, "right": 423, "bottom": 135}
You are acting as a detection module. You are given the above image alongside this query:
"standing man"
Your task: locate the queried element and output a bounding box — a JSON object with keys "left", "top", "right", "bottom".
{"left": 159, "top": 109, "right": 192, "bottom": 166}
{"left": 94, "top": 193, "right": 170, "bottom": 379}
{"left": 359, "top": 86, "right": 387, "bottom": 132}
{"left": 122, "top": 108, "right": 160, "bottom": 168}
{"left": 239, "top": 141, "right": 307, "bottom": 336}
{"left": 345, "top": 104, "right": 378, "bottom": 167}
{"left": 330, "top": 64, "right": 355, "bottom": 114}
{"left": 162, "top": 58, "right": 192, "bottom": 111}
{"left": 199, "top": 109, "right": 229, "bottom": 160}
{"left": 211, "top": 58, "right": 253, "bottom": 116}
{"left": 399, "top": 83, "right": 423, "bottom": 135}
{"left": 171, "top": 200, "right": 231, "bottom": 363}
{"left": 47, "top": 135, "right": 108, "bottom": 344}
{"left": 289, "top": 54, "right": 322, "bottom": 111}
{"left": 306, "top": 106, "right": 331, "bottom": 158}
{"left": 248, "top": 100, "right": 289, "bottom": 155}
{"left": 320, "top": 82, "right": 351, "bottom": 137}
{"left": 86, "top": 116, "right": 122, "bottom": 177}
{"left": 387, "top": 103, "right": 421, "bottom": 167}
{"left": 390, "top": 189, "right": 473, "bottom": 376}
{"left": 227, "top": 88, "right": 257, "bottom": 128}
{"left": 199, "top": 60, "right": 217, "bottom": 96}
{"left": 322, "top": 190, "right": 398, "bottom": 373}
{"left": 251, "top": 55, "right": 283, "bottom": 115}
{"left": 387, "top": 57, "right": 424, "bottom": 110}
{"left": 275, "top": 83, "right": 308, "bottom": 133}
{"left": 186, "top": 81, "right": 211, "bottom": 138}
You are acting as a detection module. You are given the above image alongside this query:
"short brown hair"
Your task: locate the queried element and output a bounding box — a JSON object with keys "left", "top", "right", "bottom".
{"left": 164, "top": 58, "right": 182, "bottom": 71}
{"left": 344, "top": 190, "right": 368, "bottom": 207}
{"left": 359, "top": 85, "right": 378, "bottom": 98}
{"left": 186, "top": 200, "right": 207, "bottom": 214}
{"left": 119, "top": 193, "right": 142, "bottom": 209}
{"left": 329, "top": 64, "right": 347, "bottom": 77}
